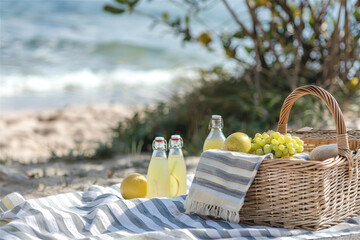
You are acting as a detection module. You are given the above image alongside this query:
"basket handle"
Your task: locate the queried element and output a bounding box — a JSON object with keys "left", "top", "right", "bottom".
{"left": 277, "top": 85, "right": 353, "bottom": 170}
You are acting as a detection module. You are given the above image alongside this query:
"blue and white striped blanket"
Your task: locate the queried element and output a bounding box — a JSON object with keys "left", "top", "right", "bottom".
{"left": 1, "top": 175, "right": 360, "bottom": 239}
{"left": 185, "top": 150, "right": 272, "bottom": 223}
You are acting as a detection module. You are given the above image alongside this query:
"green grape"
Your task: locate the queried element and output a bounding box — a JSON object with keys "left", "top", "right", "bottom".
{"left": 273, "top": 145, "right": 279, "bottom": 151}
{"left": 298, "top": 140, "right": 304, "bottom": 146}
{"left": 273, "top": 132, "right": 281, "bottom": 139}
{"left": 264, "top": 144, "right": 271, "bottom": 152}
{"left": 256, "top": 148, "right": 264, "bottom": 155}
{"left": 285, "top": 133, "right": 291, "bottom": 137}
{"left": 262, "top": 133, "right": 269, "bottom": 140}
{"left": 284, "top": 136, "right": 292, "bottom": 143}
{"left": 275, "top": 150, "right": 282, "bottom": 158}
{"left": 287, "top": 142, "right": 294, "bottom": 149}
{"left": 255, "top": 133, "right": 262, "bottom": 138}
{"left": 264, "top": 148, "right": 272, "bottom": 154}
{"left": 294, "top": 143, "right": 299, "bottom": 150}
{"left": 283, "top": 148, "right": 289, "bottom": 155}
{"left": 253, "top": 143, "right": 261, "bottom": 150}
{"left": 250, "top": 143, "right": 256, "bottom": 152}
{"left": 281, "top": 152, "right": 289, "bottom": 157}
{"left": 278, "top": 137, "right": 285, "bottom": 144}
{"left": 259, "top": 139, "right": 266, "bottom": 147}
{"left": 269, "top": 143, "right": 275, "bottom": 150}
{"left": 290, "top": 139, "right": 297, "bottom": 145}
{"left": 289, "top": 148, "right": 296, "bottom": 155}
{"left": 265, "top": 138, "right": 271, "bottom": 144}
{"left": 255, "top": 137, "right": 262, "bottom": 144}
{"left": 271, "top": 139, "right": 279, "bottom": 145}
{"left": 298, "top": 145, "right": 304, "bottom": 153}
{"left": 278, "top": 144, "right": 285, "bottom": 151}
{"left": 293, "top": 136, "right": 300, "bottom": 143}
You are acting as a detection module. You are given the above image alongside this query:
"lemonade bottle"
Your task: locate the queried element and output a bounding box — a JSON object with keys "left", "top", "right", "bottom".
{"left": 203, "top": 115, "right": 226, "bottom": 151}
{"left": 146, "top": 137, "right": 170, "bottom": 198}
{"left": 168, "top": 135, "right": 187, "bottom": 196}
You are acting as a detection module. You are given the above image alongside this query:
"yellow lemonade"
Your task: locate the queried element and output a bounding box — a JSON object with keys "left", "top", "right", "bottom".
{"left": 203, "top": 115, "right": 226, "bottom": 152}
{"left": 203, "top": 138, "right": 225, "bottom": 151}
{"left": 168, "top": 155, "right": 187, "bottom": 196}
{"left": 146, "top": 157, "right": 170, "bottom": 198}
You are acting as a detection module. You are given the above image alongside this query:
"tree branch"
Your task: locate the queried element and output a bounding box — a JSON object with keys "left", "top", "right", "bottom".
{"left": 220, "top": 0, "right": 253, "bottom": 38}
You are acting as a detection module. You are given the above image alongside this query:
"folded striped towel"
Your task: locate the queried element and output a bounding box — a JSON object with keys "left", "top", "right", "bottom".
{"left": 0, "top": 192, "right": 25, "bottom": 213}
{"left": 0, "top": 192, "right": 26, "bottom": 226}
{"left": 185, "top": 149, "right": 273, "bottom": 223}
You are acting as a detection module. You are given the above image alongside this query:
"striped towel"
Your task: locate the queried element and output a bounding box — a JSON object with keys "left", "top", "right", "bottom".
{"left": 0, "top": 192, "right": 26, "bottom": 226}
{"left": 185, "top": 149, "right": 273, "bottom": 223}
{"left": 0, "top": 192, "right": 25, "bottom": 213}
{"left": 1, "top": 175, "right": 360, "bottom": 239}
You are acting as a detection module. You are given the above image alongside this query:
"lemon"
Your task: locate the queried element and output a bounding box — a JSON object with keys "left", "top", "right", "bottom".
{"left": 224, "top": 132, "right": 251, "bottom": 153}
{"left": 120, "top": 173, "right": 147, "bottom": 199}
{"left": 169, "top": 173, "right": 180, "bottom": 197}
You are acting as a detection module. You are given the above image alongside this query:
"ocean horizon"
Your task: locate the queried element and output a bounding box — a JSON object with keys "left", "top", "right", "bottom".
{"left": 0, "top": 0, "right": 249, "bottom": 110}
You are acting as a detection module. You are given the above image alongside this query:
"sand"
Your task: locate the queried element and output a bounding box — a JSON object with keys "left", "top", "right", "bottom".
{"left": 0, "top": 104, "right": 201, "bottom": 199}
{"left": 0, "top": 104, "right": 141, "bottom": 164}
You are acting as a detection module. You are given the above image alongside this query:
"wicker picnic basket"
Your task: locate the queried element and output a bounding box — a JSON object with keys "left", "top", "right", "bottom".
{"left": 239, "top": 85, "right": 360, "bottom": 231}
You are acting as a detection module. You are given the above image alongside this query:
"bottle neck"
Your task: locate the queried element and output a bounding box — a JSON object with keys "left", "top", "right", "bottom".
{"left": 210, "top": 119, "right": 223, "bottom": 129}
{"left": 207, "top": 127, "right": 225, "bottom": 140}
{"left": 152, "top": 149, "right": 167, "bottom": 158}
{"left": 169, "top": 148, "right": 183, "bottom": 156}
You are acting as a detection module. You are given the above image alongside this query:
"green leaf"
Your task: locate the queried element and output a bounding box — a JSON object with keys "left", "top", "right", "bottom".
{"left": 233, "top": 31, "right": 245, "bottom": 38}
{"left": 244, "top": 46, "right": 253, "bottom": 54}
{"left": 115, "top": 0, "right": 128, "bottom": 4}
{"left": 162, "top": 12, "right": 168, "bottom": 20}
{"left": 185, "top": 15, "right": 190, "bottom": 26}
{"left": 128, "top": 0, "right": 139, "bottom": 7}
{"left": 103, "top": 5, "right": 125, "bottom": 14}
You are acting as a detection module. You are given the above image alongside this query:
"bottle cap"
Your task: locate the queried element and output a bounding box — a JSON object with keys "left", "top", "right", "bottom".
{"left": 212, "top": 115, "right": 222, "bottom": 120}
{"left": 171, "top": 135, "right": 181, "bottom": 140}
{"left": 154, "top": 137, "right": 165, "bottom": 142}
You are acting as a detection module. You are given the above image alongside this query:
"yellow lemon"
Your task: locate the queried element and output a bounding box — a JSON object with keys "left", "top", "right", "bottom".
{"left": 169, "top": 173, "right": 180, "bottom": 197}
{"left": 224, "top": 132, "right": 251, "bottom": 153}
{"left": 120, "top": 173, "right": 147, "bottom": 199}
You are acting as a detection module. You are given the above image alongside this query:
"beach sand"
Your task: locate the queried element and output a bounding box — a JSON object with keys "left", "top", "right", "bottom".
{"left": 0, "top": 104, "right": 201, "bottom": 199}
{"left": 0, "top": 104, "right": 141, "bottom": 164}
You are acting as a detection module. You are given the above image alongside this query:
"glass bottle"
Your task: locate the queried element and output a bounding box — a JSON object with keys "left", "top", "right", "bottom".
{"left": 203, "top": 115, "right": 226, "bottom": 151}
{"left": 146, "top": 137, "right": 170, "bottom": 198}
{"left": 168, "top": 135, "right": 187, "bottom": 196}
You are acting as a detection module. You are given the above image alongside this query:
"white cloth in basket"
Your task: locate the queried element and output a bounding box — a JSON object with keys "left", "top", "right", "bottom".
{"left": 185, "top": 149, "right": 273, "bottom": 223}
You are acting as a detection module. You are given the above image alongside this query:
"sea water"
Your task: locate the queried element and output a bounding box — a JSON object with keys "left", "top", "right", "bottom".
{"left": 0, "top": 0, "right": 237, "bottom": 110}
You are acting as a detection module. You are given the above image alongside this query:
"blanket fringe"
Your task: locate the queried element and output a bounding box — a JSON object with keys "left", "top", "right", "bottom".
{"left": 184, "top": 198, "right": 240, "bottom": 223}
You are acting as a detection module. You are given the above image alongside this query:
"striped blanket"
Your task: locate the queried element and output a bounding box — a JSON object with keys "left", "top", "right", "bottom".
{"left": 1, "top": 175, "right": 360, "bottom": 239}
{"left": 185, "top": 150, "right": 272, "bottom": 223}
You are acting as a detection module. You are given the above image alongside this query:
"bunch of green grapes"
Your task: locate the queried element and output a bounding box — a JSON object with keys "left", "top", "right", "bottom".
{"left": 250, "top": 130, "right": 304, "bottom": 158}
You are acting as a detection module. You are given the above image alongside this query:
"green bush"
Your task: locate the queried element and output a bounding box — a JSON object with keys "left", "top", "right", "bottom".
{"left": 107, "top": 67, "right": 344, "bottom": 156}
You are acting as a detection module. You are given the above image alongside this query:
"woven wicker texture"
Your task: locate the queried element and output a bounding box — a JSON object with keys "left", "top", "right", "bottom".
{"left": 239, "top": 85, "right": 360, "bottom": 231}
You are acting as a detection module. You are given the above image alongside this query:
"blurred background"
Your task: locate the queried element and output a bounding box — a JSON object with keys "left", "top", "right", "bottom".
{"left": 0, "top": 0, "right": 359, "bottom": 165}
